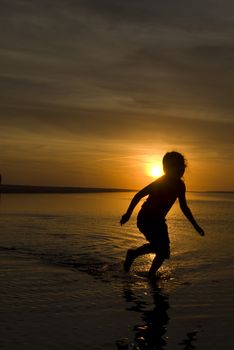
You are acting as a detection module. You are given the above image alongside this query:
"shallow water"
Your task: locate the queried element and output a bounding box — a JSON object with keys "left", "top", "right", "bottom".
{"left": 0, "top": 192, "right": 233, "bottom": 349}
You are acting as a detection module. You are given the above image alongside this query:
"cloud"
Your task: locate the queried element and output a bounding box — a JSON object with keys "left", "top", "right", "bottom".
{"left": 0, "top": 0, "right": 234, "bottom": 188}
{"left": 1, "top": 0, "right": 234, "bottom": 118}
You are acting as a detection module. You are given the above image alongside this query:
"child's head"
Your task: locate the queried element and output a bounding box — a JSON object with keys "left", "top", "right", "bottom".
{"left": 163, "top": 151, "right": 187, "bottom": 179}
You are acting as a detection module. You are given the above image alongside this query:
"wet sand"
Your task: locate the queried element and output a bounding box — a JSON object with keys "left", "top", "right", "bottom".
{"left": 0, "top": 253, "right": 139, "bottom": 350}
{"left": 1, "top": 252, "right": 233, "bottom": 350}
{"left": 167, "top": 268, "right": 234, "bottom": 349}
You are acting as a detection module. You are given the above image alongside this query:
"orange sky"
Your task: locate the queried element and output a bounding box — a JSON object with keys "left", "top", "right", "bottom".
{"left": 0, "top": 1, "right": 234, "bottom": 191}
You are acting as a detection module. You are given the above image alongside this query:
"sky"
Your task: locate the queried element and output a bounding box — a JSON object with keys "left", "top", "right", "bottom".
{"left": 1, "top": 0, "right": 234, "bottom": 191}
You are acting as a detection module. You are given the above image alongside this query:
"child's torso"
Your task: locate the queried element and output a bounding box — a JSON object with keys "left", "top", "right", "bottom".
{"left": 140, "top": 178, "right": 183, "bottom": 219}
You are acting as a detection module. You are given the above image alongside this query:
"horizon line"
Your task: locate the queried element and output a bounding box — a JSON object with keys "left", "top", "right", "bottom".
{"left": 0, "top": 184, "right": 135, "bottom": 194}
{"left": 0, "top": 184, "right": 233, "bottom": 194}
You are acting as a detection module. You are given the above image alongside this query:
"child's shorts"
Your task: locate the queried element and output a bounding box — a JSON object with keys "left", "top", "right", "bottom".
{"left": 137, "top": 214, "right": 170, "bottom": 259}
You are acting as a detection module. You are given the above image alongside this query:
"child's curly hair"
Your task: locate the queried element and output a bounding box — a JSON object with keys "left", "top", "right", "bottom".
{"left": 163, "top": 152, "right": 187, "bottom": 177}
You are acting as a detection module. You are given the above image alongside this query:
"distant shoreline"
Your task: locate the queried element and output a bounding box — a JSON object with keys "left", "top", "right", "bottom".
{"left": 0, "top": 184, "right": 233, "bottom": 194}
{"left": 188, "top": 190, "right": 234, "bottom": 194}
{"left": 0, "top": 184, "right": 136, "bottom": 194}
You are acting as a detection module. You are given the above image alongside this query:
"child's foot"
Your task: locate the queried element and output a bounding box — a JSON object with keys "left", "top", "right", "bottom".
{"left": 123, "top": 249, "right": 136, "bottom": 272}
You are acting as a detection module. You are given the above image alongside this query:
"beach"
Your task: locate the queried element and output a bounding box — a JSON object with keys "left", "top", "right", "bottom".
{"left": 0, "top": 192, "right": 233, "bottom": 349}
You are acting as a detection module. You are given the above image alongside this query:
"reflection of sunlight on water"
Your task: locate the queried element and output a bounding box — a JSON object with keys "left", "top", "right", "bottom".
{"left": 0, "top": 192, "right": 137, "bottom": 217}
{"left": 119, "top": 279, "right": 170, "bottom": 350}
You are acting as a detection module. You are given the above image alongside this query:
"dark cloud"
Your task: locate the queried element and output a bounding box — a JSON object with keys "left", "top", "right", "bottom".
{"left": 1, "top": 0, "right": 234, "bottom": 117}
{"left": 1, "top": 97, "right": 233, "bottom": 157}
{"left": 76, "top": 0, "right": 234, "bottom": 28}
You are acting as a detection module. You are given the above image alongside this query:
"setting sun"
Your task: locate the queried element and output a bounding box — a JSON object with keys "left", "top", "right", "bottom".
{"left": 146, "top": 163, "right": 164, "bottom": 178}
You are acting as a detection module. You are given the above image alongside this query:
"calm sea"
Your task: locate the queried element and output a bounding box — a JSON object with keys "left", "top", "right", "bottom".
{"left": 0, "top": 191, "right": 233, "bottom": 349}
{"left": 0, "top": 191, "right": 233, "bottom": 277}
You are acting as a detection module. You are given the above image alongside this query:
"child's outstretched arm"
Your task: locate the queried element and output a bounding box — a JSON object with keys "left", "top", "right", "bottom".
{"left": 178, "top": 185, "right": 205, "bottom": 236}
{"left": 120, "top": 185, "right": 151, "bottom": 225}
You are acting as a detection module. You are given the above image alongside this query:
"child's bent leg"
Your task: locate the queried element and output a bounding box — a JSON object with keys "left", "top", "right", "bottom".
{"left": 123, "top": 244, "right": 154, "bottom": 272}
{"left": 148, "top": 255, "right": 165, "bottom": 277}
{"left": 134, "top": 243, "right": 155, "bottom": 256}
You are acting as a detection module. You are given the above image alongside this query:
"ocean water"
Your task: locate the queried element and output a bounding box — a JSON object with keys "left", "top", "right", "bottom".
{"left": 0, "top": 192, "right": 233, "bottom": 349}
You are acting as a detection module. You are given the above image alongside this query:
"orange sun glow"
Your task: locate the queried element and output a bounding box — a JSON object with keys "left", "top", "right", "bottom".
{"left": 146, "top": 163, "right": 164, "bottom": 178}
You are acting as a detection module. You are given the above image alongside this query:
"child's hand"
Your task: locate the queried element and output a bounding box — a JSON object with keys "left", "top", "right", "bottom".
{"left": 120, "top": 213, "right": 131, "bottom": 225}
{"left": 195, "top": 224, "right": 205, "bottom": 236}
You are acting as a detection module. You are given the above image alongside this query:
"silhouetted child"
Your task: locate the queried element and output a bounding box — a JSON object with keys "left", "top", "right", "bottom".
{"left": 120, "top": 151, "right": 205, "bottom": 278}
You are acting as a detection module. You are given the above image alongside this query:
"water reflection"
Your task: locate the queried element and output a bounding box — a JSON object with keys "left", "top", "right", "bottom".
{"left": 122, "top": 280, "right": 170, "bottom": 349}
